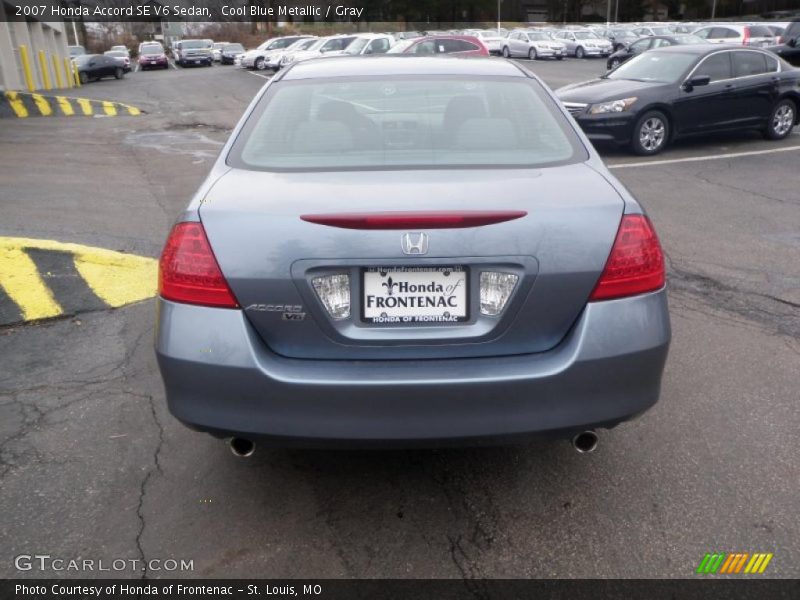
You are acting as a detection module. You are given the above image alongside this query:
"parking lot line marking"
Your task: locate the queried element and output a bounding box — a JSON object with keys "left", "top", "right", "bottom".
{"left": 0, "top": 243, "right": 63, "bottom": 321}
{"left": 126, "top": 105, "right": 141, "bottom": 116}
{"left": 102, "top": 101, "right": 117, "bottom": 116}
{"left": 31, "top": 93, "right": 52, "bottom": 116}
{"left": 55, "top": 96, "right": 74, "bottom": 116}
{"left": 75, "top": 98, "right": 93, "bottom": 116}
{"left": 4, "top": 91, "right": 28, "bottom": 118}
{"left": 607, "top": 145, "right": 800, "bottom": 169}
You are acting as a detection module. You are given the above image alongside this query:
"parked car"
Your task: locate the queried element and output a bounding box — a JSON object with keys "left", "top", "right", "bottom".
{"left": 104, "top": 50, "right": 131, "bottom": 73}
{"left": 604, "top": 28, "right": 641, "bottom": 51}
{"left": 109, "top": 45, "right": 130, "bottom": 57}
{"left": 502, "top": 30, "right": 565, "bottom": 60}
{"left": 219, "top": 43, "right": 245, "bottom": 65}
{"left": 279, "top": 35, "right": 359, "bottom": 68}
{"left": 632, "top": 25, "right": 675, "bottom": 37}
{"left": 212, "top": 42, "right": 229, "bottom": 62}
{"left": 606, "top": 34, "right": 707, "bottom": 70}
{"left": 273, "top": 38, "right": 320, "bottom": 69}
{"left": 692, "top": 24, "right": 775, "bottom": 47}
{"left": 240, "top": 36, "right": 314, "bottom": 70}
{"left": 335, "top": 34, "right": 394, "bottom": 56}
{"left": 68, "top": 45, "right": 85, "bottom": 58}
{"left": 552, "top": 30, "right": 613, "bottom": 58}
{"left": 73, "top": 54, "right": 126, "bottom": 84}
{"left": 462, "top": 29, "right": 507, "bottom": 55}
{"left": 557, "top": 45, "right": 799, "bottom": 155}
{"left": 387, "top": 35, "right": 489, "bottom": 57}
{"left": 766, "top": 19, "right": 800, "bottom": 66}
{"left": 174, "top": 39, "right": 213, "bottom": 67}
{"left": 138, "top": 44, "right": 169, "bottom": 70}
{"left": 155, "top": 55, "right": 670, "bottom": 454}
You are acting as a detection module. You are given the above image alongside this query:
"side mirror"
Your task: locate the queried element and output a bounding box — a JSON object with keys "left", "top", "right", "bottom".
{"left": 682, "top": 75, "right": 710, "bottom": 91}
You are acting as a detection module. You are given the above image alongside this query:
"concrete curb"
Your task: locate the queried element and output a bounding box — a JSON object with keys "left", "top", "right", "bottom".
{"left": 0, "top": 90, "right": 144, "bottom": 118}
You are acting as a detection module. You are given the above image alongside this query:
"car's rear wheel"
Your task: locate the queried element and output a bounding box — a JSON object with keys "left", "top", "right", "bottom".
{"left": 631, "top": 110, "right": 669, "bottom": 156}
{"left": 764, "top": 99, "right": 796, "bottom": 140}
{"left": 575, "top": 46, "right": 585, "bottom": 59}
{"left": 556, "top": 55, "right": 563, "bottom": 60}
{"left": 114, "top": 67, "right": 123, "bottom": 79}
{"left": 528, "top": 47, "right": 537, "bottom": 60}
{"left": 79, "top": 71, "right": 88, "bottom": 84}
{"left": 502, "top": 46, "right": 510, "bottom": 58}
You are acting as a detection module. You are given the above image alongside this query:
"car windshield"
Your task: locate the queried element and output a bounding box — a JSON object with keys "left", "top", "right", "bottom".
{"left": 224, "top": 44, "right": 244, "bottom": 52}
{"left": 141, "top": 46, "right": 163, "bottom": 55}
{"left": 230, "top": 76, "right": 583, "bottom": 171}
{"left": 182, "top": 41, "right": 210, "bottom": 49}
{"left": 574, "top": 32, "right": 600, "bottom": 40}
{"left": 387, "top": 40, "right": 416, "bottom": 53}
{"left": 652, "top": 27, "right": 672, "bottom": 35}
{"left": 68, "top": 46, "right": 85, "bottom": 56}
{"left": 73, "top": 55, "right": 95, "bottom": 65}
{"left": 268, "top": 38, "right": 299, "bottom": 50}
{"left": 607, "top": 51, "right": 697, "bottom": 83}
{"left": 528, "top": 32, "right": 550, "bottom": 40}
{"left": 343, "top": 38, "right": 370, "bottom": 54}
{"left": 105, "top": 51, "right": 125, "bottom": 57}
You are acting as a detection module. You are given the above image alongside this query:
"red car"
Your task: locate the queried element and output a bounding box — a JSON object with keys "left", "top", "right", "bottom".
{"left": 387, "top": 35, "right": 489, "bottom": 57}
{"left": 138, "top": 46, "right": 169, "bottom": 70}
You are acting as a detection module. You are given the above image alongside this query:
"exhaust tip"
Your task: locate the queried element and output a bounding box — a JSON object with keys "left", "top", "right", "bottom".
{"left": 229, "top": 437, "right": 255, "bottom": 457}
{"left": 572, "top": 430, "right": 598, "bottom": 454}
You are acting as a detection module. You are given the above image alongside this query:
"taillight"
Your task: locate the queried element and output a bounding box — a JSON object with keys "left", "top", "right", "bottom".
{"left": 589, "top": 215, "right": 665, "bottom": 301}
{"left": 743, "top": 27, "right": 750, "bottom": 45}
{"left": 159, "top": 222, "right": 238, "bottom": 308}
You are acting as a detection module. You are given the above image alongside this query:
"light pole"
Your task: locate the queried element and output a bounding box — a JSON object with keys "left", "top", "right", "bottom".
{"left": 497, "top": 0, "right": 502, "bottom": 34}
{"left": 711, "top": 0, "right": 717, "bottom": 20}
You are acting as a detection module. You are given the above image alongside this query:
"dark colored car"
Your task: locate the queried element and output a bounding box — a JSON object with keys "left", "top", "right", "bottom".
{"left": 387, "top": 35, "right": 489, "bottom": 57}
{"left": 138, "top": 45, "right": 169, "bottom": 70}
{"left": 557, "top": 45, "right": 800, "bottom": 155}
{"left": 220, "top": 43, "right": 244, "bottom": 65}
{"left": 155, "top": 56, "right": 670, "bottom": 454}
{"left": 767, "top": 19, "right": 800, "bottom": 66}
{"left": 104, "top": 50, "right": 131, "bottom": 73}
{"left": 604, "top": 28, "right": 641, "bottom": 51}
{"left": 74, "top": 54, "right": 125, "bottom": 84}
{"left": 606, "top": 34, "right": 707, "bottom": 70}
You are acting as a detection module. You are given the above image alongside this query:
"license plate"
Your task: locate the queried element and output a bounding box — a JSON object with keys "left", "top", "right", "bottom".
{"left": 362, "top": 266, "right": 468, "bottom": 325}
{"left": 193, "top": 60, "right": 200, "bottom": 64}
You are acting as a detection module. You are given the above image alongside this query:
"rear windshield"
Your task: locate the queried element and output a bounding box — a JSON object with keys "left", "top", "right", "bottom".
{"left": 181, "top": 41, "right": 210, "bottom": 49}
{"left": 141, "top": 45, "right": 163, "bottom": 55}
{"left": 747, "top": 25, "right": 774, "bottom": 37}
{"left": 228, "top": 76, "right": 585, "bottom": 171}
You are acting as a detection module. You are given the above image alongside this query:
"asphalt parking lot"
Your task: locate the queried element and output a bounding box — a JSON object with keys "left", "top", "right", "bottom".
{"left": 1, "top": 57, "right": 798, "bottom": 579}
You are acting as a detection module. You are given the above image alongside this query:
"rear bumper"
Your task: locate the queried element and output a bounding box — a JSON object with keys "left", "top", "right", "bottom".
{"left": 156, "top": 289, "right": 670, "bottom": 447}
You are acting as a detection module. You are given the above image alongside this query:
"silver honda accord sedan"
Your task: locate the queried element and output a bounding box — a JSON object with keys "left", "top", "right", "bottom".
{"left": 155, "top": 56, "right": 670, "bottom": 454}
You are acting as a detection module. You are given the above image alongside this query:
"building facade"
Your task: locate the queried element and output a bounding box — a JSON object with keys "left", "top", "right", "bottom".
{"left": 0, "top": 1, "right": 71, "bottom": 91}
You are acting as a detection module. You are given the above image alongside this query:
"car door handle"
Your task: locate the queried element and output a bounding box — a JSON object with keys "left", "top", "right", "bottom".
{"left": 724, "top": 84, "right": 736, "bottom": 92}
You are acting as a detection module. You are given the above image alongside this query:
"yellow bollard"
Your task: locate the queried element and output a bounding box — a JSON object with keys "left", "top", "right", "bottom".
{"left": 73, "top": 62, "right": 81, "bottom": 87}
{"left": 63, "top": 57, "right": 73, "bottom": 88}
{"left": 51, "top": 55, "right": 64, "bottom": 88}
{"left": 38, "top": 49, "right": 52, "bottom": 90}
{"left": 19, "top": 45, "right": 36, "bottom": 92}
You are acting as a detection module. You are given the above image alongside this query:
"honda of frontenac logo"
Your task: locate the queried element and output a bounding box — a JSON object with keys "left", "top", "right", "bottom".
{"left": 381, "top": 277, "right": 398, "bottom": 296}
{"left": 401, "top": 232, "right": 428, "bottom": 255}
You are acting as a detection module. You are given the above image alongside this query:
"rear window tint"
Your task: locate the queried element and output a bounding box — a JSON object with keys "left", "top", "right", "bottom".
{"left": 228, "top": 76, "right": 585, "bottom": 171}
{"left": 733, "top": 51, "right": 767, "bottom": 77}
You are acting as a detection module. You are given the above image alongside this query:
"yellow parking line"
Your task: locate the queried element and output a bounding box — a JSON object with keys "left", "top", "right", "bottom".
{"left": 101, "top": 101, "right": 117, "bottom": 116}
{"left": 76, "top": 98, "right": 93, "bottom": 115}
{"left": 125, "top": 104, "right": 141, "bottom": 116}
{"left": 0, "top": 244, "right": 63, "bottom": 320}
{"left": 30, "top": 93, "right": 53, "bottom": 116}
{"left": 55, "top": 96, "right": 74, "bottom": 116}
{"left": 4, "top": 91, "right": 29, "bottom": 118}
